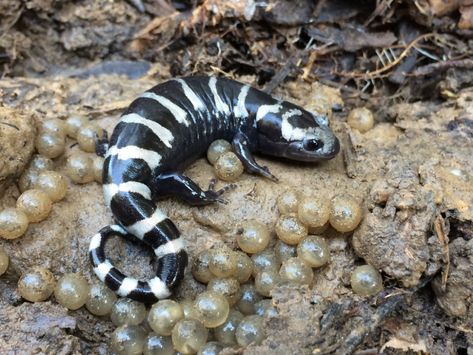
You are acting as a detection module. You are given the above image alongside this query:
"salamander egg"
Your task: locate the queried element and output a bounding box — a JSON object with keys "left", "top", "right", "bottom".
{"left": 65, "top": 153, "right": 94, "bottom": 184}
{"left": 275, "top": 214, "right": 308, "bottom": 245}
{"left": 192, "top": 250, "right": 213, "bottom": 284}
{"left": 29, "top": 155, "right": 54, "bottom": 171}
{"left": 235, "top": 315, "right": 265, "bottom": 347}
{"left": 279, "top": 257, "right": 313, "bottom": 286}
{"left": 329, "top": 194, "right": 363, "bottom": 232}
{"left": 350, "top": 265, "right": 383, "bottom": 297}
{"left": 85, "top": 283, "right": 117, "bottom": 316}
{"left": 65, "top": 116, "right": 89, "bottom": 138}
{"left": 54, "top": 273, "right": 90, "bottom": 310}
{"left": 0, "top": 246, "right": 9, "bottom": 275}
{"left": 18, "top": 168, "right": 40, "bottom": 193}
{"left": 172, "top": 319, "right": 208, "bottom": 354}
{"left": 233, "top": 251, "right": 253, "bottom": 283}
{"left": 144, "top": 333, "right": 174, "bottom": 355}
{"left": 111, "top": 324, "right": 146, "bottom": 355}
{"left": 198, "top": 341, "right": 224, "bottom": 355}
{"left": 297, "top": 196, "right": 330, "bottom": 230}
{"left": 207, "top": 277, "right": 241, "bottom": 306}
{"left": 274, "top": 240, "right": 296, "bottom": 262}
{"left": 255, "top": 269, "right": 280, "bottom": 297}
{"left": 297, "top": 236, "right": 330, "bottom": 268}
{"left": 17, "top": 267, "right": 55, "bottom": 302}
{"left": 148, "top": 300, "right": 184, "bottom": 336}
{"left": 40, "top": 119, "right": 67, "bottom": 138}
{"left": 35, "top": 132, "right": 66, "bottom": 159}
{"left": 251, "top": 249, "right": 280, "bottom": 276}
{"left": 36, "top": 171, "right": 68, "bottom": 202}
{"left": 277, "top": 190, "right": 300, "bottom": 214}
{"left": 194, "top": 290, "right": 230, "bottom": 328}
{"left": 214, "top": 309, "right": 243, "bottom": 345}
{"left": 92, "top": 156, "right": 104, "bottom": 183}
{"left": 207, "top": 139, "right": 232, "bottom": 165}
{"left": 347, "top": 107, "right": 374, "bottom": 133}
{"left": 236, "top": 284, "right": 263, "bottom": 315}
{"left": 237, "top": 220, "right": 270, "bottom": 254}
{"left": 208, "top": 248, "right": 237, "bottom": 278}
{"left": 214, "top": 152, "right": 244, "bottom": 182}
{"left": 111, "top": 298, "right": 147, "bottom": 326}
{"left": 0, "top": 208, "right": 29, "bottom": 240}
{"left": 16, "top": 189, "right": 52, "bottom": 223}
{"left": 77, "top": 123, "right": 106, "bottom": 153}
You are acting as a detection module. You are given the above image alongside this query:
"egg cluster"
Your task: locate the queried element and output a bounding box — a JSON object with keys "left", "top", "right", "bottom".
{"left": 0, "top": 115, "right": 384, "bottom": 355}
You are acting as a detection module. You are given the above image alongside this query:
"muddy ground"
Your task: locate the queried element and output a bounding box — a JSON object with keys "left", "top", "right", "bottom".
{"left": 1, "top": 0, "right": 473, "bottom": 354}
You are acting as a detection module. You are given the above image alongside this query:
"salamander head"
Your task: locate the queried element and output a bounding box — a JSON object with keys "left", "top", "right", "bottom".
{"left": 256, "top": 101, "right": 340, "bottom": 162}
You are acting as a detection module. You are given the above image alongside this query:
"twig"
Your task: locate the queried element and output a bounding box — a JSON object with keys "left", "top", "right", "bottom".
{"left": 334, "top": 33, "right": 435, "bottom": 79}
{"left": 411, "top": 59, "right": 473, "bottom": 76}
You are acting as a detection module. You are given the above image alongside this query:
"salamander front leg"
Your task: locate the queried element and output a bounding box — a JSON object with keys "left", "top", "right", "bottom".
{"left": 152, "top": 173, "right": 235, "bottom": 206}
{"left": 232, "top": 132, "right": 278, "bottom": 181}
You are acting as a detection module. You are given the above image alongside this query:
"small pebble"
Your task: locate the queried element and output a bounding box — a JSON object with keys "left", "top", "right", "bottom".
{"left": 172, "top": 319, "right": 208, "bottom": 354}
{"left": 347, "top": 107, "right": 374, "bottom": 133}
{"left": 235, "top": 315, "right": 265, "bottom": 347}
{"left": 0, "top": 208, "right": 29, "bottom": 239}
{"left": 275, "top": 214, "right": 308, "bottom": 245}
{"left": 35, "top": 132, "right": 66, "bottom": 159}
{"left": 65, "top": 153, "right": 94, "bottom": 184}
{"left": 77, "top": 123, "right": 106, "bottom": 153}
{"left": 207, "top": 139, "right": 232, "bottom": 165}
{"left": 279, "top": 257, "right": 313, "bottom": 286}
{"left": 111, "top": 324, "right": 146, "bottom": 355}
{"left": 214, "top": 152, "right": 244, "bottom": 182}
{"left": 148, "top": 299, "right": 184, "bottom": 336}
{"left": 54, "top": 273, "right": 90, "bottom": 310}
{"left": 111, "top": 298, "right": 147, "bottom": 326}
{"left": 0, "top": 246, "right": 9, "bottom": 275}
{"left": 86, "top": 283, "right": 117, "bottom": 316}
{"left": 194, "top": 291, "right": 230, "bottom": 328}
{"left": 297, "top": 236, "right": 330, "bottom": 268}
{"left": 17, "top": 267, "right": 55, "bottom": 302}
{"left": 144, "top": 333, "right": 174, "bottom": 355}
{"left": 329, "top": 194, "right": 363, "bottom": 232}
{"left": 277, "top": 190, "right": 300, "bottom": 214}
{"left": 351, "top": 265, "right": 383, "bottom": 297}
{"left": 16, "top": 189, "right": 52, "bottom": 223}
{"left": 237, "top": 220, "right": 270, "bottom": 254}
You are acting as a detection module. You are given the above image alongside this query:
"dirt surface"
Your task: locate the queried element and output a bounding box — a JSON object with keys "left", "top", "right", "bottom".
{"left": 0, "top": 0, "right": 473, "bottom": 354}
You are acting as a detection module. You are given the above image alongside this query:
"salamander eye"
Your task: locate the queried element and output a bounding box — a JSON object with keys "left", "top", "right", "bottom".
{"left": 303, "top": 139, "right": 323, "bottom": 151}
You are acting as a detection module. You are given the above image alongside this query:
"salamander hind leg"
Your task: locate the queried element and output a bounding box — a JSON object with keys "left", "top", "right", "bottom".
{"left": 151, "top": 173, "right": 235, "bottom": 206}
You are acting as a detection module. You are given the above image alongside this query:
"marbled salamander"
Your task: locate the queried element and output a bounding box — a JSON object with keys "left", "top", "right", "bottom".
{"left": 89, "top": 76, "right": 340, "bottom": 303}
